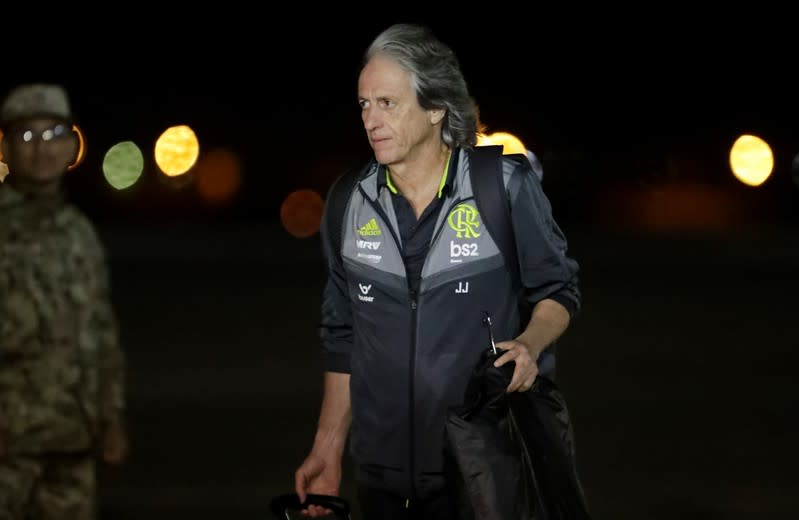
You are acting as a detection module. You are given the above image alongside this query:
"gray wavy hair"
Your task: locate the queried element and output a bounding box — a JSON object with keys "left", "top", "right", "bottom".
{"left": 365, "top": 23, "right": 481, "bottom": 150}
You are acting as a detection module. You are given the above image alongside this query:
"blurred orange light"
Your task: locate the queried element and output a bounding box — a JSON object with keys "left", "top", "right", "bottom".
{"left": 194, "top": 148, "right": 242, "bottom": 205}
{"left": 280, "top": 189, "right": 325, "bottom": 238}
{"left": 67, "top": 124, "right": 87, "bottom": 170}
{"left": 477, "top": 131, "right": 527, "bottom": 155}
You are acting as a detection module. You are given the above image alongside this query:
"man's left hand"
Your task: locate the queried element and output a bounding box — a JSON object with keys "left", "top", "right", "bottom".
{"left": 493, "top": 339, "right": 539, "bottom": 393}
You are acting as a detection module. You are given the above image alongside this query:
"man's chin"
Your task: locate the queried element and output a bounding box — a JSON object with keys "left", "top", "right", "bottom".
{"left": 373, "top": 151, "right": 395, "bottom": 165}
{"left": 29, "top": 172, "right": 63, "bottom": 184}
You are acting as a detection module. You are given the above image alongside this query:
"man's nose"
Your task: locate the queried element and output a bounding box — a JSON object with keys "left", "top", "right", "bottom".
{"left": 362, "top": 108, "right": 381, "bottom": 132}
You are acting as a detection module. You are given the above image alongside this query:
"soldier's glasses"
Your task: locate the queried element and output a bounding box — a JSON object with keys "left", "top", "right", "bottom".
{"left": 9, "top": 124, "right": 70, "bottom": 144}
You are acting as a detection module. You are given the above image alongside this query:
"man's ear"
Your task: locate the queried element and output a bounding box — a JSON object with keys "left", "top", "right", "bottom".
{"left": 429, "top": 108, "right": 446, "bottom": 126}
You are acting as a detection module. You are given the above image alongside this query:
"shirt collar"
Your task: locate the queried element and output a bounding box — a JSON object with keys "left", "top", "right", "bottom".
{"left": 378, "top": 148, "right": 458, "bottom": 198}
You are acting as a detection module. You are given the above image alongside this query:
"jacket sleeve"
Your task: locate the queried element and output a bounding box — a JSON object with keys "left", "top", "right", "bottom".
{"left": 84, "top": 223, "right": 126, "bottom": 428}
{"left": 318, "top": 177, "right": 354, "bottom": 373}
{"left": 507, "top": 159, "right": 581, "bottom": 318}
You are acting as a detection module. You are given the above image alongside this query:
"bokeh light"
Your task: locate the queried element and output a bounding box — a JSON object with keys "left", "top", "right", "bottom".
{"left": 154, "top": 125, "right": 200, "bottom": 177}
{"left": 729, "top": 134, "right": 773, "bottom": 187}
{"left": 103, "top": 141, "right": 144, "bottom": 190}
{"left": 67, "top": 124, "right": 87, "bottom": 171}
{"left": 194, "top": 148, "right": 242, "bottom": 205}
{"left": 477, "top": 131, "right": 527, "bottom": 155}
{"left": 280, "top": 189, "right": 325, "bottom": 238}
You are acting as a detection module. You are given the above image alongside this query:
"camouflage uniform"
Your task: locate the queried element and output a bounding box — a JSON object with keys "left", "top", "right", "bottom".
{"left": 0, "top": 183, "right": 125, "bottom": 519}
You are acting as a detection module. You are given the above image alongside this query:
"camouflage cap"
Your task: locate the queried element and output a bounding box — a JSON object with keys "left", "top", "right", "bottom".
{"left": 0, "top": 83, "right": 72, "bottom": 129}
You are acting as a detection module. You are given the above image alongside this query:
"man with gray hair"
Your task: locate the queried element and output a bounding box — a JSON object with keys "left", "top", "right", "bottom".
{"left": 0, "top": 83, "right": 128, "bottom": 519}
{"left": 294, "top": 24, "right": 582, "bottom": 518}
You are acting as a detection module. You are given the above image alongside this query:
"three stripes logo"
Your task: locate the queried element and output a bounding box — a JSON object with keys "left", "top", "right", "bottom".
{"left": 358, "top": 218, "right": 382, "bottom": 236}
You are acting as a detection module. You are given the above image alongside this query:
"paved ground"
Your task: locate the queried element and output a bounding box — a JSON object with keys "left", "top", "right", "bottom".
{"left": 94, "top": 220, "right": 799, "bottom": 519}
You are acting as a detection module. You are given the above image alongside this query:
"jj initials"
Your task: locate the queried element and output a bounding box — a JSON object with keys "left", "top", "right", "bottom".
{"left": 455, "top": 282, "right": 469, "bottom": 294}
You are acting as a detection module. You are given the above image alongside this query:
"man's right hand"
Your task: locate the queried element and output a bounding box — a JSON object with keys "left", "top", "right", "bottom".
{"left": 294, "top": 452, "right": 341, "bottom": 518}
{"left": 294, "top": 372, "right": 351, "bottom": 517}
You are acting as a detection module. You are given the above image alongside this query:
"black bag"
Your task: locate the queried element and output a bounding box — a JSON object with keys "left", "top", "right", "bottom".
{"left": 507, "top": 377, "right": 592, "bottom": 519}
{"left": 269, "top": 493, "right": 351, "bottom": 519}
{"left": 444, "top": 146, "right": 592, "bottom": 518}
{"left": 444, "top": 346, "right": 592, "bottom": 520}
{"left": 444, "top": 348, "right": 534, "bottom": 520}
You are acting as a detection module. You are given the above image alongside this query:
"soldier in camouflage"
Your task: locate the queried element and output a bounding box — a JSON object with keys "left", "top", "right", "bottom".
{"left": 0, "top": 84, "right": 128, "bottom": 519}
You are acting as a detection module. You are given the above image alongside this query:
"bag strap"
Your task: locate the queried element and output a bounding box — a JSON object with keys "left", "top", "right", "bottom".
{"left": 325, "top": 160, "right": 372, "bottom": 269}
{"left": 469, "top": 145, "right": 521, "bottom": 293}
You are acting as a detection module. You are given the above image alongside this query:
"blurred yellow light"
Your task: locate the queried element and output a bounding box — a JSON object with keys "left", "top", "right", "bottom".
{"left": 155, "top": 125, "right": 200, "bottom": 177}
{"left": 477, "top": 131, "right": 527, "bottom": 155}
{"left": 729, "top": 134, "right": 773, "bottom": 187}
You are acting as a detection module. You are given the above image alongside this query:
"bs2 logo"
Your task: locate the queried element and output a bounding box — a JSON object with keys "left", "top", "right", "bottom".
{"left": 448, "top": 203, "right": 480, "bottom": 262}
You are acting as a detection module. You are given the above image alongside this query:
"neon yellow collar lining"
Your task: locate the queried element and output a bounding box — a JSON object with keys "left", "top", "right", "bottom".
{"left": 386, "top": 150, "right": 452, "bottom": 198}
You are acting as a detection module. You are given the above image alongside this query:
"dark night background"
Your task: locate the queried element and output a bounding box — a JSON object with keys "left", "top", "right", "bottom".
{"left": 3, "top": 11, "right": 798, "bottom": 519}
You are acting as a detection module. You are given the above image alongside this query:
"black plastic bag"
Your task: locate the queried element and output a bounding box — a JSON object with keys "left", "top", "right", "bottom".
{"left": 444, "top": 348, "right": 592, "bottom": 520}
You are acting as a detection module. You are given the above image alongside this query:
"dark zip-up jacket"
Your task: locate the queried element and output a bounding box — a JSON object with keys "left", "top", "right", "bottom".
{"left": 319, "top": 148, "right": 580, "bottom": 499}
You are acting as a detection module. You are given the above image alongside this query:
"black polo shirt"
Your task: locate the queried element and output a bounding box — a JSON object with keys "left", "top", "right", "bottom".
{"left": 377, "top": 152, "right": 458, "bottom": 296}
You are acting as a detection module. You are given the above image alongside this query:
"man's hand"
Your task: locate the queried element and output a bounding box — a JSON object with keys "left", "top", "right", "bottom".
{"left": 495, "top": 298, "right": 571, "bottom": 393}
{"left": 294, "top": 451, "right": 341, "bottom": 517}
{"left": 494, "top": 339, "right": 539, "bottom": 393}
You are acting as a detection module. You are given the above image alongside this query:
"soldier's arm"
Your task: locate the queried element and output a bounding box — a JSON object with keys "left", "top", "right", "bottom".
{"left": 90, "top": 230, "right": 130, "bottom": 464}
{"left": 80, "top": 220, "right": 127, "bottom": 434}
{"left": 95, "top": 255, "right": 126, "bottom": 430}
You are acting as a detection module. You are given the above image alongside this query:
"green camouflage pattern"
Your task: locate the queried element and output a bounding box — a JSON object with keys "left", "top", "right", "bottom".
{"left": 0, "top": 183, "right": 125, "bottom": 455}
{"left": 0, "top": 454, "right": 95, "bottom": 519}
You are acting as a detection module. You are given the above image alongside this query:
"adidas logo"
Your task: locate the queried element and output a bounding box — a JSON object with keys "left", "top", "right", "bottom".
{"left": 357, "top": 218, "right": 382, "bottom": 236}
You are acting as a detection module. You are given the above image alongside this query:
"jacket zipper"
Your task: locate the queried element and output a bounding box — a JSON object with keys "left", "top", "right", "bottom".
{"left": 409, "top": 286, "right": 418, "bottom": 498}
{"left": 362, "top": 187, "right": 419, "bottom": 496}
{"left": 362, "top": 185, "right": 461, "bottom": 499}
